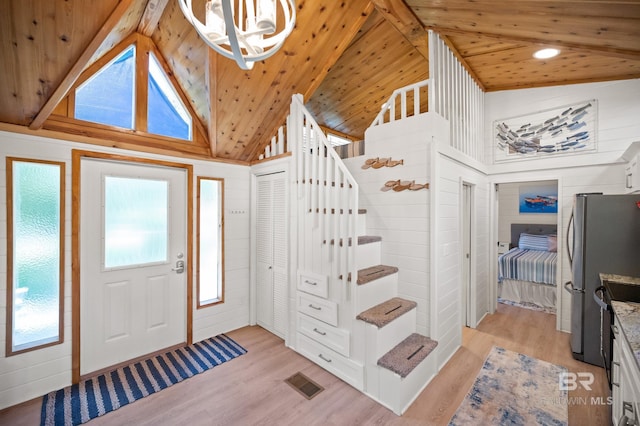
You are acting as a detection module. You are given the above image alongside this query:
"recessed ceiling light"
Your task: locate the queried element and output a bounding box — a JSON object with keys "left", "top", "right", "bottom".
{"left": 533, "top": 48, "right": 560, "bottom": 59}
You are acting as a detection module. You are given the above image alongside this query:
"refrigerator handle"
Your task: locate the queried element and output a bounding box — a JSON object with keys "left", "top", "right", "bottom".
{"left": 566, "top": 210, "right": 574, "bottom": 267}
{"left": 593, "top": 286, "right": 610, "bottom": 311}
{"left": 564, "top": 281, "right": 584, "bottom": 294}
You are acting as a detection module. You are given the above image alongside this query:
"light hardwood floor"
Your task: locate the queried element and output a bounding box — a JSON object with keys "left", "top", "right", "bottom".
{"left": 0, "top": 303, "right": 609, "bottom": 425}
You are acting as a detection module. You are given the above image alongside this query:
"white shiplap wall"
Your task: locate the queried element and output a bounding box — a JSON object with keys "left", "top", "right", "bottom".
{"left": 0, "top": 130, "right": 251, "bottom": 410}
{"left": 344, "top": 113, "right": 449, "bottom": 337}
{"left": 486, "top": 79, "right": 640, "bottom": 173}
{"left": 486, "top": 79, "right": 638, "bottom": 332}
{"left": 431, "top": 145, "right": 490, "bottom": 368}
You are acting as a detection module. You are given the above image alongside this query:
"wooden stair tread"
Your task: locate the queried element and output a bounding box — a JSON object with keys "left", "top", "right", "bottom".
{"left": 356, "top": 297, "right": 416, "bottom": 328}
{"left": 377, "top": 333, "right": 438, "bottom": 378}
{"left": 357, "top": 265, "right": 398, "bottom": 285}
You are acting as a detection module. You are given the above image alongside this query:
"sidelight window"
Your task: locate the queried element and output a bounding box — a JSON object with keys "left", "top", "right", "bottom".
{"left": 6, "top": 158, "right": 65, "bottom": 355}
{"left": 197, "top": 177, "right": 224, "bottom": 307}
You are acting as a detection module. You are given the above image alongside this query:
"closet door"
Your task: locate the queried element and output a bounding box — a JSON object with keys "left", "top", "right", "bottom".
{"left": 256, "top": 172, "right": 288, "bottom": 338}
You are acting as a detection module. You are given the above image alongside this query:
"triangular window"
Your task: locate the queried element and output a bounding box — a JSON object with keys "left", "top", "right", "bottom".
{"left": 75, "top": 46, "right": 136, "bottom": 130}
{"left": 148, "top": 52, "right": 192, "bottom": 140}
{"left": 73, "top": 43, "right": 193, "bottom": 142}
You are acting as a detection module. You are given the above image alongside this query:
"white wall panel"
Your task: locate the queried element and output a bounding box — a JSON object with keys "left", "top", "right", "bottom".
{"left": 432, "top": 148, "right": 490, "bottom": 368}
{"left": 485, "top": 79, "right": 640, "bottom": 171}
{"left": 345, "top": 113, "right": 449, "bottom": 337}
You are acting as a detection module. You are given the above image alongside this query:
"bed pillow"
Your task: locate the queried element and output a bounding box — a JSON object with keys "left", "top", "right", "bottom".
{"left": 547, "top": 234, "right": 557, "bottom": 252}
{"left": 518, "top": 233, "right": 549, "bottom": 251}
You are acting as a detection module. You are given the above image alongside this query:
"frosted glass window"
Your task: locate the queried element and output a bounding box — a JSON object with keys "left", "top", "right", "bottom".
{"left": 104, "top": 176, "right": 168, "bottom": 269}
{"left": 197, "top": 177, "right": 224, "bottom": 307}
{"left": 148, "top": 53, "right": 192, "bottom": 140}
{"left": 8, "top": 159, "right": 64, "bottom": 354}
{"left": 75, "top": 45, "right": 135, "bottom": 130}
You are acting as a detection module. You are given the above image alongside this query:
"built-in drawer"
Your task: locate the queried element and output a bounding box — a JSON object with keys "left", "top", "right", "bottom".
{"left": 297, "top": 271, "right": 328, "bottom": 298}
{"left": 296, "top": 332, "right": 363, "bottom": 390}
{"left": 297, "top": 312, "right": 350, "bottom": 356}
{"left": 298, "top": 292, "right": 338, "bottom": 326}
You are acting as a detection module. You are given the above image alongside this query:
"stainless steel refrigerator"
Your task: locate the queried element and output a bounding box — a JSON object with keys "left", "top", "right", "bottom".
{"left": 565, "top": 193, "right": 640, "bottom": 366}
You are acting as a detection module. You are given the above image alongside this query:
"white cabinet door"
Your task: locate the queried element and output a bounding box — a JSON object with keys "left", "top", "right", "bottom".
{"left": 255, "top": 172, "right": 288, "bottom": 338}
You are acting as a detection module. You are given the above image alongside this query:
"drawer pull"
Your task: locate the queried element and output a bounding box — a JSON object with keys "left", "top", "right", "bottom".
{"left": 313, "top": 328, "right": 327, "bottom": 336}
{"left": 308, "top": 304, "right": 322, "bottom": 311}
{"left": 318, "top": 354, "right": 332, "bottom": 363}
{"left": 304, "top": 279, "right": 318, "bottom": 286}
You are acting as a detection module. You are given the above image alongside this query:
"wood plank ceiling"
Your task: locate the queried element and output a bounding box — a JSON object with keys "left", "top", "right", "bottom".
{"left": 0, "top": 0, "right": 638, "bottom": 163}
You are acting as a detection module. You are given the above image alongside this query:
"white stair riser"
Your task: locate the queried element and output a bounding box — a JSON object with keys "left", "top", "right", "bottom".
{"left": 356, "top": 241, "right": 381, "bottom": 270}
{"left": 357, "top": 212, "right": 367, "bottom": 236}
{"left": 363, "top": 309, "right": 417, "bottom": 400}
{"left": 355, "top": 273, "right": 398, "bottom": 314}
{"left": 364, "top": 308, "right": 416, "bottom": 360}
{"left": 377, "top": 351, "right": 438, "bottom": 415}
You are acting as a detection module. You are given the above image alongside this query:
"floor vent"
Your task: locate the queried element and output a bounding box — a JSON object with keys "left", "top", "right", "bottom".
{"left": 284, "top": 372, "right": 324, "bottom": 400}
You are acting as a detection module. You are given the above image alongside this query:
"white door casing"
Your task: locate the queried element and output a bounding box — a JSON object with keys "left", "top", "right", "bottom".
{"left": 80, "top": 158, "right": 187, "bottom": 375}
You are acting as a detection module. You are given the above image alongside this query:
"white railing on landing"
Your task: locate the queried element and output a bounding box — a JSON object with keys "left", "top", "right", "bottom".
{"left": 289, "top": 94, "right": 358, "bottom": 301}
{"left": 369, "top": 32, "right": 484, "bottom": 163}
{"left": 371, "top": 80, "right": 430, "bottom": 127}
{"left": 428, "top": 30, "right": 484, "bottom": 162}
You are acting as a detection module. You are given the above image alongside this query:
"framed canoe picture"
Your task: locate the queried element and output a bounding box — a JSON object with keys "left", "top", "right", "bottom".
{"left": 519, "top": 184, "right": 558, "bottom": 214}
{"left": 494, "top": 99, "right": 597, "bottom": 162}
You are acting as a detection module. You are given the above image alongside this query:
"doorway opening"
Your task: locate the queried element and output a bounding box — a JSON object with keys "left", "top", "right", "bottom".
{"left": 494, "top": 179, "right": 560, "bottom": 320}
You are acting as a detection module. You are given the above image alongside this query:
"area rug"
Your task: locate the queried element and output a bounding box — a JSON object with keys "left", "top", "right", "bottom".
{"left": 40, "top": 334, "right": 247, "bottom": 426}
{"left": 498, "top": 298, "right": 556, "bottom": 314}
{"left": 449, "top": 346, "right": 567, "bottom": 426}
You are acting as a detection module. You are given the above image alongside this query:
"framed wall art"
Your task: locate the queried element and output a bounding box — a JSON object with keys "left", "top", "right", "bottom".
{"left": 494, "top": 99, "right": 597, "bottom": 162}
{"left": 518, "top": 184, "right": 558, "bottom": 214}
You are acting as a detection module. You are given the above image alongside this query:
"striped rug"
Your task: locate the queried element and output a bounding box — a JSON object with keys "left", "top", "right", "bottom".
{"left": 40, "top": 334, "right": 247, "bottom": 426}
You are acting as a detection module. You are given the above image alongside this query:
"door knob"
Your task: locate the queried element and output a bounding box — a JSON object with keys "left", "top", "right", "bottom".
{"left": 172, "top": 260, "right": 185, "bottom": 274}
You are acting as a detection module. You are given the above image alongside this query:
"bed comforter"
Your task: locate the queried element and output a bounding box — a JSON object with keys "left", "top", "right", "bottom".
{"left": 498, "top": 248, "right": 557, "bottom": 286}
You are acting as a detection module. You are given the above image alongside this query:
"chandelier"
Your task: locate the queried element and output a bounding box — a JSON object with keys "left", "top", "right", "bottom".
{"left": 178, "top": 0, "right": 296, "bottom": 70}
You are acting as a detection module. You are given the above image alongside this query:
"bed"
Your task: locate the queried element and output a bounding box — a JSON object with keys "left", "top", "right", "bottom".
{"left": 498, "top": 224, "right": 558, "bottom": 311}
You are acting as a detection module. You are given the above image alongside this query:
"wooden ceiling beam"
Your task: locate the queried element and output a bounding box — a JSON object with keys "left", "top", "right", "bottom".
{"left": 206, "top": 48, "right": 217, "bottom": 157}
{"left": 427, "top": 26, "right": 640, "bottom": 61}
{"left": 138, "top": 0, "right": 170, "bottom": 36}
{"left": 370, "top": 0, "right": 429, "bottom": 62}
{"left": 29, "top": 0, "right": 135, "bottom": 130}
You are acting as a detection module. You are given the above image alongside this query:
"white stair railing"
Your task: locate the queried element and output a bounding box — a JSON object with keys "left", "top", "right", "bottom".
{"left": 370, "top": 80, "right": 430, "bottom": 127}
{"left": 290, "top": 94, "right": 358, "bottom": 300}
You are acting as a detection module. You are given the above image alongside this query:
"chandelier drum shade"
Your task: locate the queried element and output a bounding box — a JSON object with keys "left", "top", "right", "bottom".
{"left": 178, "top": 0, "right": 296, "bottom": 70}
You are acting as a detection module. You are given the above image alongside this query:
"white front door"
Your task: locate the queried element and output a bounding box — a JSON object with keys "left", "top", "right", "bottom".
{"left": 80, "top": 158, "right": 187, "bottom": 375}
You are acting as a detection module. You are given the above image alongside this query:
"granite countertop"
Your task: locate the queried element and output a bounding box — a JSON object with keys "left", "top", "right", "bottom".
{"left": 600, "top": 273, "right": 640, "bottom": 373}
{"left": 611, "top": 300, "right": 640, "bottom": 372}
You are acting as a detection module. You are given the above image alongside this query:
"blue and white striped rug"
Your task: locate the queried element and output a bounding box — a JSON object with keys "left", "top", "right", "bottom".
{"left": 40, "top": 334, "right": 247, "bottom": 426}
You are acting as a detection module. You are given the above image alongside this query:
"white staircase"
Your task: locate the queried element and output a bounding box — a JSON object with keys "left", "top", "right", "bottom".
{"left": 287, "top": 92, "right": 438, "bottom": 416}
{"left": 353, "top": 211, "right": 438, "bottom": 415}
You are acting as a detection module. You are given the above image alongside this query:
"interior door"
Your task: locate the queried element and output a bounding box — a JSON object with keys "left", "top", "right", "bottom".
{"left": 80, "top": 158, "right": 187, "bottom": 375}
{"left": 462, "top": 183, "right": 472, "bottom": 327}
{"left": 255, "top": 172, "right": 288, "bottom": 338}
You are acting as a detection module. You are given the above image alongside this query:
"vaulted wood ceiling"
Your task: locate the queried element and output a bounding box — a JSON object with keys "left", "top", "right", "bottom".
{"left": 0, "top": 0, "right": 638, "bottom": 163}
